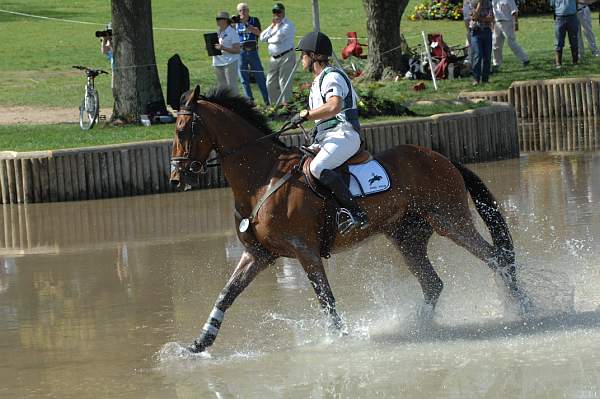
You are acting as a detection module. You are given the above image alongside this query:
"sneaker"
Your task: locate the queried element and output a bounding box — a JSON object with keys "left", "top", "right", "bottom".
{"left": 523, "top": 60, "right": 530, "bottom": 66}
{"left": 556, "top": 64, "right": 562, "bottom": 69}
{"left": 593, "top": 52, "right": 600, "bottom": 57}
{"left": 472, "top": 80, "right": 480, "bottom": 86}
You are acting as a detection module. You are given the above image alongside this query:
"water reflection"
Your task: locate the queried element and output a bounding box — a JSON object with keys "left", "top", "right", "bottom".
{"left": 518, "top": 116, "right": 600, "bottom": 152}
{"left": 1, "top": 153, "right": 599, "bottom": 398}
{"left": 0, "top": 188, "right": 234, "bottom": 256}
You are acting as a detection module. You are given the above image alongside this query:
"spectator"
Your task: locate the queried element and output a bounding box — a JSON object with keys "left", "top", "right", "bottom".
{"left": 213, "top": 12, "right": 241, "bottom": 96}
{"left": 463, "top": 0, "right": 472, "bottom": 64}
{"left": 468, "top": 0, "right": 495, "bottom": 85}
{"left": 492, "top": 0, "right": 529, "bottom": 70}
{"left": 550, "top": 0, "right": 579, "bottom": 68}
{"left": 234, "top": 3, "right": 270, "bottom": 104}
{"left": 259, "top": 3, "right": 296, "bottom": 105}
{"left": 577, "top": 0, "right": 600, "bottom": 57}
{"left": 99, "top": 22, "right": 114, "bottom": 88}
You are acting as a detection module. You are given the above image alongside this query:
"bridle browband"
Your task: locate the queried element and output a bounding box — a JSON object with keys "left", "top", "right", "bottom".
{"left": 171, "top": 102, "right": 299, "bottom": 178}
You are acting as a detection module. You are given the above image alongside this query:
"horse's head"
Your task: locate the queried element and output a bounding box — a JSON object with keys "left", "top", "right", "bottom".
{"left": 170, "top": 85, "right": 214, "bottom": 191}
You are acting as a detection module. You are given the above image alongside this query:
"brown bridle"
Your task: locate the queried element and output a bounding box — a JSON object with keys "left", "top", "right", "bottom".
{"left": 171, "top": 106, "right": 208, "bottom": 177}
{"left": 171, "top": 102, "right": 299, "bottom": 180}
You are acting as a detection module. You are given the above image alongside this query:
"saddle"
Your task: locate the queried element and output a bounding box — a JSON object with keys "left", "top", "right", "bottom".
{"left": 301, "top": 144, "right": 372, "bottom": 191}
{"left": 297, "top": 145, "right": 372, "bottom": 259}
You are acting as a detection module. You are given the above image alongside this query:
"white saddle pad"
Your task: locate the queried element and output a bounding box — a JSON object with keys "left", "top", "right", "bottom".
{"left": 348, "top": 159, "right": 391, "bottom": 197}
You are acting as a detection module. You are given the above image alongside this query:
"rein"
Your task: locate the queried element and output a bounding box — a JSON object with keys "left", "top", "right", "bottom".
{"left": 172, "top": 105, "right": 298, "bottom": 176}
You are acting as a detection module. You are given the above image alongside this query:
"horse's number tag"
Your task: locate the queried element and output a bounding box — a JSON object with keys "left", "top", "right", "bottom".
{"left": 239, "top": 218, "right": 250, "bottom": 233}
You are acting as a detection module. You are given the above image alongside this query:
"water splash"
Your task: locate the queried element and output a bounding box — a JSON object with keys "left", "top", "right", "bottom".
{"left": 156, "top": 341, "right": 211, "bottom": 363}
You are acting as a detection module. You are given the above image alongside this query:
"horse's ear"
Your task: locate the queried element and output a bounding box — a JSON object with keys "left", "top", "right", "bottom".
{"left": 193, "top": 85, "right": 201, "bottom": 100}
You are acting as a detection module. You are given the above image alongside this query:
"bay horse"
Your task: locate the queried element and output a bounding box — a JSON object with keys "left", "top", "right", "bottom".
{"left": 170, "top": 86, "right": 529, "bottom": 353}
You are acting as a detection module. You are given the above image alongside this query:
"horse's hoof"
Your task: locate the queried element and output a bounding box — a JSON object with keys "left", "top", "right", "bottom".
{"left": 417, "top": 303, "right": 435, "bottom": 321}
{"left": 187, "top": 340, "right": 206, "bottom": 354}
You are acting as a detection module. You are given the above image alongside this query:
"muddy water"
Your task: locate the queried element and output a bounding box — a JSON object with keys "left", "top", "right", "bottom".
{"left": 1, "top": 153, "right": 599, "bottom": 398}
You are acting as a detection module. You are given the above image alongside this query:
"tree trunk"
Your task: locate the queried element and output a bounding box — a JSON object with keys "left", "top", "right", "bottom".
{"left": 111, "top": 0, "right": 165, "bottom": 123}
{"left": 362, "top": 0, "right": 410, "bottom": 80}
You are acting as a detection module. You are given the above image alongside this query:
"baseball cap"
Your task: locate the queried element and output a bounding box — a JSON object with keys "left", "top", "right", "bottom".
{"left": 272, "top": 3, "right": 285, "bottom": 12}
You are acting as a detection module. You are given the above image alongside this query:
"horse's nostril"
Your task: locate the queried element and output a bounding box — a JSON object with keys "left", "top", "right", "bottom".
{"left": 169, "top": 179, "right": 179, "bottom": 187}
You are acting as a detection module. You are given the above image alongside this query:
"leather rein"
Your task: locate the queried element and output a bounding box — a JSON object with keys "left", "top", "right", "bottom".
{"left": 171, "top": 104, "right": 299, "bottom": 178}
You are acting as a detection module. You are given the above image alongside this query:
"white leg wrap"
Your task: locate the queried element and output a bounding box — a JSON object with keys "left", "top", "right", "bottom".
{"left": 209, "top": 307, "right": 224, "bottom": 322}
{"left": 203, "top": 323, "right": 219, "bottom": 336}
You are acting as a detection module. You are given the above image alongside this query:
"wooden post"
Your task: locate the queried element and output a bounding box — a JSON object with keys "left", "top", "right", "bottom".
{"left": 311, "top": 0, "right": 320, "bottom": 31}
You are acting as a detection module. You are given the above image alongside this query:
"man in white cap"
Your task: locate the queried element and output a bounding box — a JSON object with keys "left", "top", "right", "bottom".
{"left": 259, "top": 3, "right": 296, "bottom": 105}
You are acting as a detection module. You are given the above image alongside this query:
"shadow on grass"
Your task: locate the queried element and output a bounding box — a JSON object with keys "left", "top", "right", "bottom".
{"left": 0, "top": 3, "right": 95, "bottom": 22}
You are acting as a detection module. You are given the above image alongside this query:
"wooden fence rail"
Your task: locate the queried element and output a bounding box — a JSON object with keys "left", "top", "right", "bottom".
{"left": 0, "top": 104, "right": 519, "bottom": 204}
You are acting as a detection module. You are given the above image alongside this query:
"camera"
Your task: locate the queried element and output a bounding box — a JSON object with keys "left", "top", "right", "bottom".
{"left": 469, "top": 20, "right": 482, "bottom": 32}
{"left": 95, "top": 29, "right": 112, "bottom": 38}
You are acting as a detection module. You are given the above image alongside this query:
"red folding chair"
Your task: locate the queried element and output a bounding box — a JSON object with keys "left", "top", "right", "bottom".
{"left": 341, "top": 32, "right": 367, "bottom": 59}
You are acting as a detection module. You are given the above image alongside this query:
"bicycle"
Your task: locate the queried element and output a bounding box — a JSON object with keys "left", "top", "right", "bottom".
{"left": 72, "top": 65, "right": 108, "bottom": 130}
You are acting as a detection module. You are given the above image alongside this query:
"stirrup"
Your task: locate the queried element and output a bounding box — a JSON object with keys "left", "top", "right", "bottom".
{"left": 336, "top": 207, "right": 368, "bottom": 235}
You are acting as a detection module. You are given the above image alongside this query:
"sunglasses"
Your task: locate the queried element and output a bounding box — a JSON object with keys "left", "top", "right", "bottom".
{"left": 272, "top": 10, "right": 283, "bottom": 14}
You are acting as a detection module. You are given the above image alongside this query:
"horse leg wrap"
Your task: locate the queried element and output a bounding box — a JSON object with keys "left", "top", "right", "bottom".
{"left": 191, "top": 307, "right": 224, "bottom": 352}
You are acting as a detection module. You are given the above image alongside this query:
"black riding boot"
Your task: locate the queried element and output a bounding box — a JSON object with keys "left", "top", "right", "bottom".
{"left": 319, "top": 169, "right": 369, "bottom": 234}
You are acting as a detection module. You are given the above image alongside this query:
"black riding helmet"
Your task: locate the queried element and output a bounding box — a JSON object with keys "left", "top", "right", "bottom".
{"left": 295, "top": 31, "right": 333, "bottom": 57}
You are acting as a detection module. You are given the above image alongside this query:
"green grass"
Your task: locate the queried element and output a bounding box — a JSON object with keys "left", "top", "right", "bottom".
{"left": 1, "top": 0, "right": 599, "bottom": 109}
{"left": 0, "top": 0, "right": 599, "bottom": 151}
{"left": 0, "top": 123, "right": 173, "bottom": 152}
{"left": 0, "top": 99, "right": 489, "bottom": 152}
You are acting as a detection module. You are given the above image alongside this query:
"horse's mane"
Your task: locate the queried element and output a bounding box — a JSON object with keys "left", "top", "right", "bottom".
{"left": 201, "top": 87, "right": 275, "bottom": 136}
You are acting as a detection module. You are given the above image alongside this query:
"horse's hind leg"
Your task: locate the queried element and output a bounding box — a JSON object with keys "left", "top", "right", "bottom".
{"left": 386, "top": 213, "right": 443, "bottom": 312}
{"left": 188, "top": 247, "right": 276, "bottom": 353}
{"left": 428, "top": 209, "right": 522, "bottom": 299}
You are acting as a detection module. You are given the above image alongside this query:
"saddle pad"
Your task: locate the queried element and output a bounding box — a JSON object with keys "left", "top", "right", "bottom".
{"left": 348, "top": 159, "right": 391, "bottom": 197}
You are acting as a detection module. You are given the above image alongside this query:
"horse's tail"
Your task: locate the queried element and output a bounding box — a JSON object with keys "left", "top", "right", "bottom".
{"left": 451, "top": 161, "right": 514, "bottom": 262}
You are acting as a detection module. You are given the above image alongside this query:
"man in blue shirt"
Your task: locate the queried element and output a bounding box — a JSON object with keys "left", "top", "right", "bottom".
{"left": 550, "top": 0, "right": 580, "bottom": 68}
{"left": 234, "top": 3, "right": 270, "bottom": 104}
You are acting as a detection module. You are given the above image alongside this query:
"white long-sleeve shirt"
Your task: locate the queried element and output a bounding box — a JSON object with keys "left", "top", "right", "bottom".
{"left": 492, "top": 0, "right": 518, "bottom": 21}
{"left": 259, "top": 17, "right": 295, "bottom": 56}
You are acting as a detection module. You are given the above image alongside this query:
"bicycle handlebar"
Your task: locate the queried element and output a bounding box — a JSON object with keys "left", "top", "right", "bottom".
{"left": 72, "top": 65, "right": 109, "bottom": 74}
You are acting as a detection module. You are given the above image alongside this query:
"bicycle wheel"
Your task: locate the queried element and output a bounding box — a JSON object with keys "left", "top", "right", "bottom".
{"left": 79, "top": 89, "right": 99, "bottom": 130}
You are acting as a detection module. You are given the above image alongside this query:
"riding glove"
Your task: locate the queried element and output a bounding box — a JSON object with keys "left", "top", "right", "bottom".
{"left": 290, "top": 109, "right": 309, "bottom": 127}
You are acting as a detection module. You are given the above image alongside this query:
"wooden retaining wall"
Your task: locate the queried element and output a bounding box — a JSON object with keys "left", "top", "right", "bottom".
{"left": 509, "top": 78, "right": 600, "bottom": 119}
{"left": 458, "top": 78, "right": 600, "bottom": 120}
{"left": 0, "top": 104, "right": 518, "bottom": 204}
{"left": 458, "top": 90, "right": 509, "bottom": 103}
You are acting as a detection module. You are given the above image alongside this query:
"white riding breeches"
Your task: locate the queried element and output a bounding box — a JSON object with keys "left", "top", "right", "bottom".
{"left": 309, "top": 122, "right": 361, "bottom": 179}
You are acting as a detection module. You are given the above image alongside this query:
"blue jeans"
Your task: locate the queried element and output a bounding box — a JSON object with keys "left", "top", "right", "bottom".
{"left": 555, "top": 14, "right": 579, "bottom": 52}
{"left": 470, "top": 27, "right": 493, "bottom": 83}
{"left": 238, "top": 49, "right": 269, "bottom": 104}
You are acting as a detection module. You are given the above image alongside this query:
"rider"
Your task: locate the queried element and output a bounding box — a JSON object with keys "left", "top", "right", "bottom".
{"left": 291, "top": 31, "right": 369, "bottom": 234}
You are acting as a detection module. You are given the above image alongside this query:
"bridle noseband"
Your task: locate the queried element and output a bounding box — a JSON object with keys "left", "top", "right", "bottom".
{"left": 171, "top": 101, "right": 300, "bottom": 181}
{"left": 171, "top": 107, "right": 209, "bottom": 177}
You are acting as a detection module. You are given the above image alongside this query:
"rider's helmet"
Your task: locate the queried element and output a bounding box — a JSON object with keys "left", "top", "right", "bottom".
{"left": 295, "top": 31, "right": 333, "bottom": 58}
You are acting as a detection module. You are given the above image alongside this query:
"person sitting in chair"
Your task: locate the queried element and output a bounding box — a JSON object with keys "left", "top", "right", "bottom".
{"left": 290, "top": 31, "right": 369, "bottom": 234}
